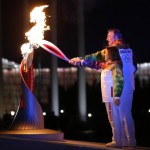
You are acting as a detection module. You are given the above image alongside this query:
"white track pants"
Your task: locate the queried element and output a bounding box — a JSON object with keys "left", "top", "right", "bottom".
{"left": 105, "top": 102, "right": 122, "bottom": 145}
{"left": 120, "top": 88, "right": 136, "bottom": 146}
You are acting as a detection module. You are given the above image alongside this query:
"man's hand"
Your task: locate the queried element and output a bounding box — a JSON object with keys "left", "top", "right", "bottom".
{"left": 114, "top": 98, "right": 120, "bottom": 106}
{"left": 69, "top": 57, "right": 82, "bottom": 66}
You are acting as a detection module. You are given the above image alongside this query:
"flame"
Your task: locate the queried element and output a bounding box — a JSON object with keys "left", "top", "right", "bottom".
{"left": 21, "top": 5, "right": 50, "bottom": 55}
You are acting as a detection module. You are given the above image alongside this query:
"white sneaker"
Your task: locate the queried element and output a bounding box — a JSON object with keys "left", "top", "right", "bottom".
{"left": 106, "top": 142, "right": 122, "bottom": 148}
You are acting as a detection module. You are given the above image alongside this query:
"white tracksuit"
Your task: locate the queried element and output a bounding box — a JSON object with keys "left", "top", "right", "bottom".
{"left": 101, "top": 69, "right": 122, "bottom": 146}
{"left": 119, "top": 48, "right": 136, "bottom": 146}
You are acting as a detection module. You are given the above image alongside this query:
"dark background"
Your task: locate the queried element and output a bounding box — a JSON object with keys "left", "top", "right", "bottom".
{"left": 1, "top": 0, "right": 150, "bottom": 148}
{"left": 1, "top": 0, "right": 150, "bottom": 67}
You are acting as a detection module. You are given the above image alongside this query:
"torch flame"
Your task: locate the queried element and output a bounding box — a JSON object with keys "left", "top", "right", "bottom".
{"left": 21, "top": 5, "right": 69, "bottom": 63}
{"left": 21, "top": 5, "right": 50, "bottom": 55}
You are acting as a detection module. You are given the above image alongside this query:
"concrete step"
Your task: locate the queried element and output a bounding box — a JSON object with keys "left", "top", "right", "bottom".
{"left": 0, "top": 135, "right": 150, "bottom": 150}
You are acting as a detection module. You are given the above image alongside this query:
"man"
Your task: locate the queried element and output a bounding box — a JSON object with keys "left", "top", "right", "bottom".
{"left": 106, "top": 29, "right": 137, "bottom": 148}
{"left": 69, "top": 28, "right": 137, "bottom": 148}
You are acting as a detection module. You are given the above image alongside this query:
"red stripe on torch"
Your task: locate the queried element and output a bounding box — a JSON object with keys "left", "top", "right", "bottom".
{"left": 43, "top": 44, "right": 65, "bottom": 59}
{"left": 39, "top": 40, "right": 69, "bottom": 62}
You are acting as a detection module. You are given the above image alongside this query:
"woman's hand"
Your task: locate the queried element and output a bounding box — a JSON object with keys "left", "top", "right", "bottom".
{"left": 69, "top": 57, "right": 82, "bottom": 66}
{"left": 114, "top": 98, "right": 120, "bottom": 106}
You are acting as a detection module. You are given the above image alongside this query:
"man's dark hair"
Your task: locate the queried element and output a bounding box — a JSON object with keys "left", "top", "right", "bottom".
{"left": 108, "top": 28, "right": 124, "bottom": 42}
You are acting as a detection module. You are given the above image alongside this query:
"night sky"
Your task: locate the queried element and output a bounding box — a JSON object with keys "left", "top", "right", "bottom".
{"left": 1, "top": 0, "right": 150, "bottom": 67}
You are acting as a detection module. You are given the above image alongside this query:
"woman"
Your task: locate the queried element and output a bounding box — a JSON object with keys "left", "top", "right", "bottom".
{"left": 69, "top": 46, "right": 124, "bottom": 148}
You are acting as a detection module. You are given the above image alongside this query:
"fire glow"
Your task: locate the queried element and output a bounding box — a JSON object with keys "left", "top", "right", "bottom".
{"left": 21, "top": 5, "right": 50, "bottom": 55}
{"left": 21, "top": 5, "right": 69, "bottom": 63}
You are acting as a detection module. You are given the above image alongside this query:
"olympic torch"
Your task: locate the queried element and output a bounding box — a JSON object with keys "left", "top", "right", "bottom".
{"left": 6, "top": 5, "right": 64, "bottom": 142}
{"left": 10, "top": 5, "right": 50, "bottom": 130}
